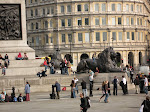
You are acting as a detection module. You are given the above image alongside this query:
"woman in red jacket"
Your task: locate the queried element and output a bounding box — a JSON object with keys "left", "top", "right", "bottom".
{"left": 43, "top": 59, "right": 48, "bottom": 71}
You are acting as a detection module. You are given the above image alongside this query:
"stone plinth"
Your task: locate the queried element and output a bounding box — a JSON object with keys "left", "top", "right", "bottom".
{"left": 0, "top": 0, "right": 35, "bottom": 60}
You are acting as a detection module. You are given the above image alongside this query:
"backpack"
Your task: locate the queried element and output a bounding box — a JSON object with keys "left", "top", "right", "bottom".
{"left": 13, "top": 97, "right": 17, "bottom": 102}
{"left": 19, "top": 97, "right": 23, "bottom": 102}
{"left": 85, "top": 97, "right": 91, "bottom": 109}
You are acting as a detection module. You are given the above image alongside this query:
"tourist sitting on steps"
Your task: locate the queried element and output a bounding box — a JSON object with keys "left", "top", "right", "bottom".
{"left": 23, "top": 53, "right": 28, "bottom": 60}
{"left": 5, "top": 54, "right": 10, "bottom": 65}
{"left": 0, "top": 92, "right": 5, "bottom": 102}
{"left": 16, "top": 52, "right": 23, "bottom": 60}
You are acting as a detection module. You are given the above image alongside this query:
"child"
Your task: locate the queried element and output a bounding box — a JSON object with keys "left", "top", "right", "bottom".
{"left": 18, "top": 93, "right": 23, "bottom": 102}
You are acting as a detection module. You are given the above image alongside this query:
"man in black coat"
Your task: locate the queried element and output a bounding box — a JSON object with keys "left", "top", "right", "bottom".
{"left": 53, "top": 81, "right": 61, "bottom": 99}
{"left": 81, "top": 79, "right": 87, "bottom": 97}
{"left": 80, "top": 93, "right": 87, "bottom": 112}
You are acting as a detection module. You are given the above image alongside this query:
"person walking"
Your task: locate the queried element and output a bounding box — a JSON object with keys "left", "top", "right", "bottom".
{"left": 53, "top": 81, "right": 61, "bottom": 99}
{"left": 130, "top": 68, "right": 134, "bottom": 84}
{"left": 112, "top": 76, "right": 119, "bottom": 95}
{"left": 134, "top": 76, "right": 140, "bottom": 94}
{"left": 144, "top": 75, "right": 149, "bottom": 95}
{"left": 81, "top": 79, "right": 87, "bottom": 97}
{"left": 80, "top": 93, "right": 87, "bottom": 112}
{"left": 89, "top": 69, "right": 94, "bottom": 97}
{"left": 99, "top": 81, "right": 106, "bottom": 102}
{"left": 104, "top": 81, "right": 109, "bottom": 103}
{"left": 25, "top": 82, "right": 30, "bottom": 101}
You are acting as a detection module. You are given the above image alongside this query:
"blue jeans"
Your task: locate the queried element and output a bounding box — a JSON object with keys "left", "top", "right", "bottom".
{"left": 61, "top": 68, "right": 65, "bottom": 74}
{"left": 44, "top": 65, "right": 47, "bottom": 71}
{"left": 144, "top": 86, "right": 148, "bottom": 95}
{"left": 73, "top": 88, "right": 76, "bottom": 98}
{"left": 104, "top": 92, "right": 109, "bottom": 103}
{"left": 82, "top": 89, "right": 87, "bottom": 97}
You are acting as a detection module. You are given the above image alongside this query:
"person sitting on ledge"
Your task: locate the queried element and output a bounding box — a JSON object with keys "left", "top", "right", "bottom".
{"left": 16, "top": 52, "right": 23, "bottom": 60}
{"left": 5, "top": 54, "right": 10, "bottom": 65}
{"left": 23, "top": 53, "right": 28, "bottom": 60}
{"left": 41, "top": 70, "right": 47, "bottom": 77}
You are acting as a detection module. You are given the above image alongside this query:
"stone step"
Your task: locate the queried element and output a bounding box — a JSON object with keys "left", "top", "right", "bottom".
{"left": 8, "top": 59, "right": 44, "bottom": 68}
{"left": 0, "top": 67, "right": 50, "bottom": 76}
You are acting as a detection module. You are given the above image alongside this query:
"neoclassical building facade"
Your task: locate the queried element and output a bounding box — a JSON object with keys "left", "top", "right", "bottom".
{"left": 26, "top": 0, "right": 150, "bottom": 69}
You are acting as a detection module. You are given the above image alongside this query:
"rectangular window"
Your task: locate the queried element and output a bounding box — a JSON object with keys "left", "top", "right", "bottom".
{"left": 102, "top": 3, "right": 106, "bottom": 11}
{"left": 85, "top": 33, "right": 90, "bottom": 42}
{"left": 85, "top": 18, "right": 89, "bottom": 25}
{"left": 77, "top": 5, "right": 81, "bottom": 12}
{"left": 67, "top": 5, "right": 71, "bottom": 12}
{"left": 103, "top": 32, "right": 107, "bottom": 41}
{"left": 68, "top": 34, "right": 72, "bottom": 42}
{"left": 137, "top": 5, "right": 139, "bottom": 12}
{"left": 118, "top": 32, "right": 122, "bottom": 40}
{"left": 137, "top": 18, "right": 139, "bottom": 25}
{"left": 112, "top": 4, "right": 115, "bottom": 11}
{"left": 112, "top": 32, "right": 116, "bottom": 41}
{"left": 35, "top": 9, "right": 38, "bottom": 16}
{"left": 84, "top": 4, "right": 89, "bottom": 11}
{"left": 47, "top": 8, "right": 50, "bottom": 14}
{"left": 140, "top": 19, "right": 142, "bottom": 25}
{"left": 127, "top": 32, "right": 130, "bottom": 40}
{"left": 95, "top": 18, "right": 99, "bottom": 25}
{"left": 95, "top": 4, "right": 99, "bottom": 11}
{"left": 131, "top": 18, "right": 134, "bottom": 25}
{"left": 131, "top": 4, "right": 133, "bottom": 12}
{"left": 102, "top": 17, "right": 106, "bottom": 25}
{"left": 126, "top": 4, "right": 129, "bottom": 11}
{"left": 78, "top": 33, "right": 82, "bottom": 41}
{"left": 45, "top": 35, "right": 49, "bottom": 44}
{"left": 68, "top": 19, "right": 71, "bottom": 26}
{"left": 43, "top": 8, "right": 45, "bottom": 15}
{"left": 132, "top": 32, "right": 134, "bottom": 40}
{"left": 51, "top": 6, "right": 54, "bottom": 14}
{"left": 36, "top": 37, "right": 39, "bottom": 46}
{"left": 62, "top": 34, "right": 65, "bottom": 43}
{"left": 145, "top": 20, "right": 147, "bottom": 26}
{"left": 117, "top": 4, "right": 121, "bottom": 11}
{"left": 50, "top": 37, "right": 53, "bottom": 43}
{"left": 118, "top": 17, "right": 121, "bottom": 25}
{"left": 61, "top": 19, "right": 65, "bottom": 27}
{"left": 30, "top": 0, "right": 32, "bottom": 3}
{"left": 126, "top": 17, "right": 129, "bottom": 25}
{"left": 50, "top": 20, "right": 53, "bottom": 27}
{"left": 78, "top": 18, "right": 82, "bottom": 26}
{"left": 138, "top": 32, "right": 140, "bottom": 40}
{"left": 61, "top": 6, "right": 64, "bottom": 13}
{"left": 140, "top": 5, "right": 142, "bottom": 13}
{"left": 31, "top": 10, "right": 33, "bottom": 16}
{"left": 32, "top": 37, "right": 34, "bottom": 43}
{"left": 36, "top": 23, "right": 38, "bottom": 29}
{"left": 96, "top": 32, "right": 100, "bottom": 41}
{"left": 112, "top": 17, "right": 116, "bottom": 25}
{"left": 141, "top": 32, "right": 143, "bottom": 41}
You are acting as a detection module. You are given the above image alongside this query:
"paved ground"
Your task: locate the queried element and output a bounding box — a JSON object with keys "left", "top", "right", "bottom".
{"left": 0, "top": 90, "right": 148, "bottom": 112}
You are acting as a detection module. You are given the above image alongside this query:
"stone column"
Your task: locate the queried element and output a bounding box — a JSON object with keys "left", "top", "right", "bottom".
{"left": 134, "top": 50, "right": 139, "bottom": 70}
{"left": 123, "top": 51, "right": 127, "bottom": 66}
{"left": 107, "top": 29, "right": 111, "bottom": 47}
{"left": 90, "top": 30, "right": 94, "bottom": 46}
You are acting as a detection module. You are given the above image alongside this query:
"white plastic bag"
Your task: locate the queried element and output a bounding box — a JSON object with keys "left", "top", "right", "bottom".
{"left": 139, "top": 105, "right": 144, "bottom": 112}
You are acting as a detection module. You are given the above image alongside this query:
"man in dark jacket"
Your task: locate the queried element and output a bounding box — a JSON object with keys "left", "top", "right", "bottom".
{"left": 53, "top": 81, "right": 61, "bottom": 99}
{"left": 112, "top": 76, "right": 119, "bottom": 95}
{"left": 141, "top": 96, "right": 150, "bottom": 112}
{"left": 134, "top": 76, "right": 140, "bottom": 94}
{"left": 80, "top": 93, "right": 87, "bottom": 112}
{"left": 81, "top": 79, "right": 87, "bottom": 97}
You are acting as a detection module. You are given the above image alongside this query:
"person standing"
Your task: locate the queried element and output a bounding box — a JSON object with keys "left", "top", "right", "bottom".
{"left": 53, "top": 81, "right": 61, "bottom": 99}
{"left": 72, "top": 76, "right": 79, "bottom": 94}
{"left": 25, "top": 82, "right": 30, "bottom": 101}
{"left": 112, "top": 76, "right": 119, "bottom": 95}
{"left": 121, "top": 75, "right": 127, "bottom": 95}
{"left": 104, "top": 81, "right": 109, "bottom": 103}
{"left": 144, "top": 75, "right": 149, "bottom": 95}
{"left": 81, "top": 79, "right": 87, "bottom": 97}
{"left": 70, "top": 80, "right": 76, "bottom": 98}
{"left": 89, "top": 69, "right": 94, "bottom": 97}
{"left": 130, "top": 68, "right": 134, "bottom": 84}
{"left": 80, "top": 93, "right": 87, "bottom": 112}
{"left": 134, "top": 76, "right": 140, "bottom": 94}
{"left": 67, "top": 61, "right": 72, "bottom": 76}
{"left": 43, "top": 59, "right": 48, "bottom": 71}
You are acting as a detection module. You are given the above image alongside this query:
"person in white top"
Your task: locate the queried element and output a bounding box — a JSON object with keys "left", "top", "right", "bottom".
{"left": 144, "top": 75, "right": 149, "bottom": 95}
{"left": 72, "top": 76, "right": 79, "bottom": 94}
{"left": 89, "top": 69, "right": 94, "bottom": 96}
{"left": 122, "top": 76, "right": 127, "bottom": 95}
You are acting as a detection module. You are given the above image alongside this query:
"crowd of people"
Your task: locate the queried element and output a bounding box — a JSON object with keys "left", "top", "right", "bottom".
{"left": 0, "top": 82, "right": 30, "bottom": 102}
